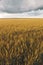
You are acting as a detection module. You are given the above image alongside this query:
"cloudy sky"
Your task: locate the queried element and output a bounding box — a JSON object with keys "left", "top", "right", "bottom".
{"left": 0, "top": 0, "right": 43, "bottom": 18}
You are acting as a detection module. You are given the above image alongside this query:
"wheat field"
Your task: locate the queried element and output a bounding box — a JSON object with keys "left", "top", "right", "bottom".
{"left": 0, "top": 19, "right": 43, "bottom": 65}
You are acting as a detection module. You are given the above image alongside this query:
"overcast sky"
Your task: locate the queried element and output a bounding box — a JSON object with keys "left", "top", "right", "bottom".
{"left": 0, "top": 0, "right": 43, "bottom": 18}
{"left": 0, "top": 0, "right": 43, "bottom": 13}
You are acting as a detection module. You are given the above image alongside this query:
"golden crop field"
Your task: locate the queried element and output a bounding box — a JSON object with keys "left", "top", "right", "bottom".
{"left": 0, "top": 19, "right": 43, "bottom": 65}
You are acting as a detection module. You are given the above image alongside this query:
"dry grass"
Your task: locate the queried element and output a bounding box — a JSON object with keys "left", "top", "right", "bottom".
{"left": 0, "top": 19, "right": 43, "bottom": 65}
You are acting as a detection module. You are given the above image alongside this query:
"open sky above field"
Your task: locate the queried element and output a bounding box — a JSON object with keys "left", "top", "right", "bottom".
{"left": 0, "top": 0, "right": 43, "bottom": 18}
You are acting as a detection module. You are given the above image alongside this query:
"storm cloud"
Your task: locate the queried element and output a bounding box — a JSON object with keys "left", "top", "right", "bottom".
{"left": 0, "top": 0, "right": 43, "bottom": 13}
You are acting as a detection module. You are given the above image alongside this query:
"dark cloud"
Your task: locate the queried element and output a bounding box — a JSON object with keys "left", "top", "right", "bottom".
{"left": 0, "top": 0, "right": 43, "bottom": 13}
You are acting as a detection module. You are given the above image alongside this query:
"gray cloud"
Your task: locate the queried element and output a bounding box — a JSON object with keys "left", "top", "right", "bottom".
{"left": 0, "top": 0, "right": 43, "bottom": 13}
